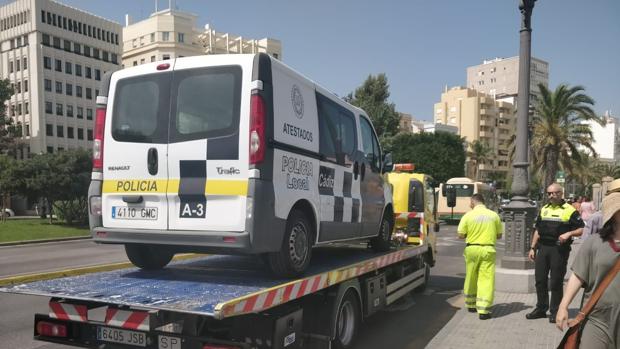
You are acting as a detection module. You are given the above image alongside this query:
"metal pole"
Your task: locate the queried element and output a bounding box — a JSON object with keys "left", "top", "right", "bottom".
{"left": 500, "top": 0, "right": 537, "bottom": 270}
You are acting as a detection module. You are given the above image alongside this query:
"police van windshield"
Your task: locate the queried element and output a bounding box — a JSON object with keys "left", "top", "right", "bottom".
{"left": 443, "top": 184, "right": 474, "bottom": 197}
{"left": 112, "top": 66, "right": 241, "bottom": 144}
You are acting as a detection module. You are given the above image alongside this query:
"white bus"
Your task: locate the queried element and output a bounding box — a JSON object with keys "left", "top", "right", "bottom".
{"left": 437, "top": 177, "right": 496, "bottom": 222}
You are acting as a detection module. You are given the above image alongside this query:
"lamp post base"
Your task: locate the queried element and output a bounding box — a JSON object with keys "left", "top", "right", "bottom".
{"left": 501, "top": 200, "right": 537, "bottom": 270}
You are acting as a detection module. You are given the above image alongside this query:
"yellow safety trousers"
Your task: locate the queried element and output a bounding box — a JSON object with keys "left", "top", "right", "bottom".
{"left": 463, "top": 245, "right": 496, "bottom": 314}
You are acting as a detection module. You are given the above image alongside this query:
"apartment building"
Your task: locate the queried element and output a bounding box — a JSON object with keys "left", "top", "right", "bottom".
{"left": 122, "top": 8, "right": 282, "bottom": 67}
{"left": 584, "top": 112, "right": 619, "bottom": 162}
{"left": 398, "top": 112, "right": 413, "bottom": 133}
{"left": 0, "top": 0, "right": 122, "bottom": 156}
{"left": 434, "top": 86, "right": 516, "bottom": 180}
{"left": 466, "top": 56, "right": 549, "bottom": 107}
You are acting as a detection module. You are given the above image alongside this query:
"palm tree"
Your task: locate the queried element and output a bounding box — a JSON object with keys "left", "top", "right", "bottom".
{"left": 594, "top": 162, "right": 620, "bottom": 179}
{"left": 530, "top": 84, "right": 603, "bottom": 188}
{"left": 469, "top": 140, "right": 494, "bottom": 181}
{"left": 568, "top": 150, "right": 599, "bottom": 195}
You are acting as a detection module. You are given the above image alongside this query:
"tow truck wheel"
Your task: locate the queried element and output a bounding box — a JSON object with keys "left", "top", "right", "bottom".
{"left": 332, "top": 290, "right": 361, "bottom": 349}
{"left": 370, "top": 213, "right": 392, "bottom": 252}
{"left": 414, "top": 261, "right": 431, "bottom": 293}
{"left": 125, "top": 244, "right": 173, "bottom": 270}
{"left": 268, "top": 210, "right": 312, "bottom": 278}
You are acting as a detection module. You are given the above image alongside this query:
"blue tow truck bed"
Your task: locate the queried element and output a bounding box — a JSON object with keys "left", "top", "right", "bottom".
{"left": 1, "top": 243, "right": 429, "bottom": 349}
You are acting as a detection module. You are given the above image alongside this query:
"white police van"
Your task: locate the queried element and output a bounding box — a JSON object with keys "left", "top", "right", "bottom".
{"left": 88, "top": 53, "right": 394, "bottom": 277}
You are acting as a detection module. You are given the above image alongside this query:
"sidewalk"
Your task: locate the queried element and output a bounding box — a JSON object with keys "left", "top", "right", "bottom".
{"left": 427, "top": 240, "right": 585, "bottom": 349}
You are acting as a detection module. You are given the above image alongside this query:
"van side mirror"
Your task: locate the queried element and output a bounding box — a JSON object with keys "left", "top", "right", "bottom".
{"left": 382, "top": 153, "right": 393, "bottom": 173}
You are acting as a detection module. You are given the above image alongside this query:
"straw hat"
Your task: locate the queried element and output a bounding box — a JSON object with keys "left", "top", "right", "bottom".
{"left": 607, "top": 178, "right": 620, "bottom": 195}
{"left": 602, "top": 192, "right": 620, "bottom": 227}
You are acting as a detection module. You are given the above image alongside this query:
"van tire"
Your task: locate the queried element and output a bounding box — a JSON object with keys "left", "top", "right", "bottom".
{"left": 331, "top": 290, "right": 361, "bottom": 349}
{"left": 125, "top": 244, "right": 174, "bottom": 270}
{"left": 267, "top": 210, "right": 312, "bottom": 278}
{"left": 370, "top": 213, "right": 392, "bottom": 252}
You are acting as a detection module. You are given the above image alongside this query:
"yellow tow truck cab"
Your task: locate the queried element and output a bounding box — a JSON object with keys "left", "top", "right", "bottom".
{"left": 387, "top": 164, "right": 438, "bottom": 265}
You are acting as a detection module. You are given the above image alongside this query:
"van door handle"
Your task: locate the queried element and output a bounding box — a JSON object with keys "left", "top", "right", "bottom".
{"left": 147, "top": 148, "right": 158, "bottom": 175}
{"left": 123, "top": 196, "right": 143, "bottom": 203}
{"left": 353, "top": 162, "right": 359, "bottom": 180}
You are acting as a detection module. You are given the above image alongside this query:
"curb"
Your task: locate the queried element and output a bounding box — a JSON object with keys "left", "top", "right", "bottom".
{"left": 0, "top": 253, "right": 204, "bottom": 287}
{"left": 425, "top": 305, "right": 468, "bottom": 348}
{"left": 0, "top": 236, "right": 92, "bottom": 247}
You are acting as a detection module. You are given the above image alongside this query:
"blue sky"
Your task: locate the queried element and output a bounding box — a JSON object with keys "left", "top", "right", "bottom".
{"left": 37, "top": 1, "right": 620, "bottom": 121}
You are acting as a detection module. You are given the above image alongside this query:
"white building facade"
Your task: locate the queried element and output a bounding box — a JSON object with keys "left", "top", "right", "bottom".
{"left": 587, "top": 113, "right": 619, "bottom": 161}
{"left": 0, "top": 0, "right": 122, "bottom": 156}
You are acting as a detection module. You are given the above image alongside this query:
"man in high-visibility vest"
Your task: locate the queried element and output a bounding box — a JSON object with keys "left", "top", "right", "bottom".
{"left": 457, "top": 193, "right": 503, "bottom": 320}
{"left": 526, "top": 183, "right": 584, "bottom": 323}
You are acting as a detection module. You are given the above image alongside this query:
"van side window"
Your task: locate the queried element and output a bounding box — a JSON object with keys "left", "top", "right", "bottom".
{"left": 172, "top": 66, "right": 241, "bottom": 141}
{"left": 316, "top": 93, "right": 357, "bottom": 166}
{"left": 359, "top": 116, "right": 381, "bottom": 171}
{"left": 112, "top": 73, "right": 170, "bottom": 143}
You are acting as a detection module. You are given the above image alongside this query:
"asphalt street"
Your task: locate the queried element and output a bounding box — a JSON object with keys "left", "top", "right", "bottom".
{"left": 0, "top": 225, "right": 479, "bottom": 349}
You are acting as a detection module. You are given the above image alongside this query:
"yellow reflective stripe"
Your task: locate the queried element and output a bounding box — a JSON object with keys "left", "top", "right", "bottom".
{"left": 205, "top": 180, "right": 248, "bottom": 196}
{"left": 102, "top": 180, "right": 168, "bottom": 193}
{"left": 103, "top": 179, "right": 248, "bottom": 196}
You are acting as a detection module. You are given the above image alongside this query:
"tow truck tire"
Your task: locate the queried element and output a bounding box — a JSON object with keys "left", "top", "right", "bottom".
{"left": 268, "top": 210, "right": 312, "bottom": 278}
{"left": 370, "top": 213, "right": 392, "bottom": 252}
{"left": 332, "top": 290, "right": 361, "bottom": 349}
{"left": 414, "top": 261, "right": 431, "bottom": 293}
{"left": 125, "top": 244, "right": 174, "bottom": 270}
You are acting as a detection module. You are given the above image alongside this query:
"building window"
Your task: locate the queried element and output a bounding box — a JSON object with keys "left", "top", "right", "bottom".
{"left": 102, "top": 51, "right": 109, "bottom": 62}
{"left": 140, "top": 58, "right": 145, "bottom": 65}
{"left": 162, "top": 32, "right": 170, "bottom": 41}
{"left": 162, "top": 54, "right": 170, "bottom": 60}
{"left": 55, "top": 81, "right": 62, "bottom": 94}
{"left": 83, "top": 45, "right": 90, "bottom": 57}
{"left": 65, "top": 61, "right": 72, "bottom": 74}
{"left": 133, "top": 61, "right": 137, "bottom": 66}
{"left": 75, "top": 64, "right": 82, "bottom": 76}
{"left": 63, "top": 39, "right": 71, "bottom": 52}
{"left": 22, "top": 57, "right": 27, "bottom": 70}
{"left": 42, "top": 33, "right": 50, "bottom": 46}
{"left": 56, "top": 103, "right": 63, "bottom": 116}
{"left": 77, "top": 107, "right": 83, "bottom": 119}
{"left": 44, "top": 79, "right": 52, "bottom": 91}
{"left": 86, "top": 67, "right": 91, "bottom": 79}
{"left": 86, "top": 88, "right": 92, "bottom": 100}
{"left": 46, "top": 124, "right": 53, "bottom": 136}
{"left": 73, "top": 43, "right": 81, "bottom": 54}
{"left": 178, "top": 32, "right": 185, "bottom": 43}
{"left": 25, "top": 124, "right": 30, "bottom": 136}
{"left": 17, "top": 104, "right": 22, "bottom": 115}
{"left": 77, "top": 128, "right": 84, "bottom": 140}
{"left": 24, "top": 102, "right": 29, "bottom": 114}
{"left": 150, "top": 33, "right": 155, "bottom": 42}
{"left": 43, "top": 56, "right": 51, "bottom": 69}
{"left": 76, "top": 86, "right": 82, "bottom": 97}
{"left": 150, "top": 55, "right": 156, "bottom": 62}
{"left": 95, "top": 69, "right": 101, "bottom": 81}
{"left": 8, "top": 61, "right": 13, "bottom": 73}
{"left": 93, "top": 48, "right": 100, "bottom": 60}
{"left": 87, "top": 129, "right": 93, "bottom": 141}
{"left": 67, "top": 105, "right": 73, "bottom": 117}
{"left": 55, "top": 59, "right": 62, "bottom": 72}
{"left": 66, "top": 83, "right": 72, "bottom": 96}
{"left": 16, "top": 60, "right": 20, "bottom": 71}
{"left": 16, "top": 81, "right": 21, "bottom": 93}
{"left": 86, "top": 108, "right": 93, "bottom": 120}
{"left": 111, "top": 53, "right": 118, "bottom": 64}
{"left": 67, "top": 127, "right": 74, "bottom": 139}
{"left": 47, "top": 146, "right": 54, "bottom": 153}
{"left": 53, "top": 37, "right": 60, "bottom": 48}
{"left": 45, "top": 101, "right": 53, "bottom": 114}
{"left": 41, "top": 10, "right": 46, "bottom": 23}
{"left": 57, "top": 125, "right": 64, "bottom": 138}
{"left": 24, "top": 80, "right": 28, "bottom": 92}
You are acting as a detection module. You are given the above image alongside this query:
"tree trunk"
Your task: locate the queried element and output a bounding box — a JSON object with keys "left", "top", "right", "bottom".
{"left": 545, "top": 150, "right": 559, "bottom": 189}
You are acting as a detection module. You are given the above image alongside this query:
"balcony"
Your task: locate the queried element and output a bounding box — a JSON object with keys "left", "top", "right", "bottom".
{"left": 479, "top": 130, "right": 494, "bottom": 138}
{"left": 479, "top": 118, "right": 491, "bottom": 126}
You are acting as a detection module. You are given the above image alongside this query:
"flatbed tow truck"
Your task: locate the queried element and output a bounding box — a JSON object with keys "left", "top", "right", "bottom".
{"left": 0, "top": 242, "right": 431, "bottom": 349}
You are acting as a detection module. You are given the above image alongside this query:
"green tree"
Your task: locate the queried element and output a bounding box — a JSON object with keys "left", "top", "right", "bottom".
{"left": 0, "top": 79, "right": 21, "bottom": 156}
{"left": 468, "top": 140, "right": 494, "bottom": 181}
{"left": 594, "top": 162, "right": 620, "bottom": 179}
{"left": 530, "top": 84, "right": 603, "bottom": 188}
{"left": 15, "top": 149, "right": 91, "bottom": 224}
{"left": 387, "top": 131, "right": 465, "bottom": 183}
{"left": 345, "top": 74, "right": 400, "bottom": 144}
{"left": 0, "top": 155, "right": 18, "bottom": 222}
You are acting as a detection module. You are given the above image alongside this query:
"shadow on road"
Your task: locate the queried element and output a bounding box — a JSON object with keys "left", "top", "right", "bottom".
{"left": 491, "top": 302, "right": 532, "bottom": 318}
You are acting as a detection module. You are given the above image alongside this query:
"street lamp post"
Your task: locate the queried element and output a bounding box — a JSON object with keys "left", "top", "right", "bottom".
{"left": 500, "top": 0, "right": 538, "bottom": 274}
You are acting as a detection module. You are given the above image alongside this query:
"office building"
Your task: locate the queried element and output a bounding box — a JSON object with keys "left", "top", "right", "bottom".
{"left": 434, "top": 86, "right": 515, "bottom": 180}
{"left": 122, "top": 8, "right": 282, "bottom": 67}
{"left": 0, "top": 0, "right": 122, "bottom": 156}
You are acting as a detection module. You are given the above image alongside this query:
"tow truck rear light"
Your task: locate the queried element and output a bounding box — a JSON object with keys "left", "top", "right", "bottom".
{"left": 249, "top": 93, "right": 265, "bottom": 165}
{"left": 93, "top": 106, "right": 107, "bottom": 170}
{"left": 36, "top": 321, "right": 67, "bottom": 337}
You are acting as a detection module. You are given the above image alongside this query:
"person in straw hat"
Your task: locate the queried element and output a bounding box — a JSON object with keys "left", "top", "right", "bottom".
{"left": 556, "top": 188, "right": 620, "bottom": 348}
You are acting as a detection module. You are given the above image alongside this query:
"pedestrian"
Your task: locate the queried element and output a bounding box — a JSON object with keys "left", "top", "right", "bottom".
{"left": 556, "top": 191, "right": 620, "bottom": 348}
{"left": 457, "top": 193, "right": 503, "bottom": 320}
{"left": 580, "top": 196, "right": 594, "bottom": 221}
{"left": 582, "top": 209, "right": 604, "bottom": 240}
{"left": 526, "top": 183, "right": 585, "bottom": 323}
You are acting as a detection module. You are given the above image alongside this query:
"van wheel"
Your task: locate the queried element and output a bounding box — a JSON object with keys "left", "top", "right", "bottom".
{"left": 125, "top": 244, "right": 173, "bottom": 270}
{"left": 370, "top": 214, "right": 392, "bottom": 252}
{"left": 332, "top": 290, "right": 361, "bottom": 349}
{"left": 268, "top": 210, "right": 312, "bottom": 278}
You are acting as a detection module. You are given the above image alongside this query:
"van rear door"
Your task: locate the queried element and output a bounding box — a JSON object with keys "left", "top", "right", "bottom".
{"left": 166, "top": 56, "right": 248, "bottom": 232}
{"left": 102, "top": 64, "right": 173, "bottom": 230}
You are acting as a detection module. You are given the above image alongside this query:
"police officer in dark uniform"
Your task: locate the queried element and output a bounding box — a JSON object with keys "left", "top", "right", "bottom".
{"left": 526, "top": 183, "right": 584, "bottom": 323}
